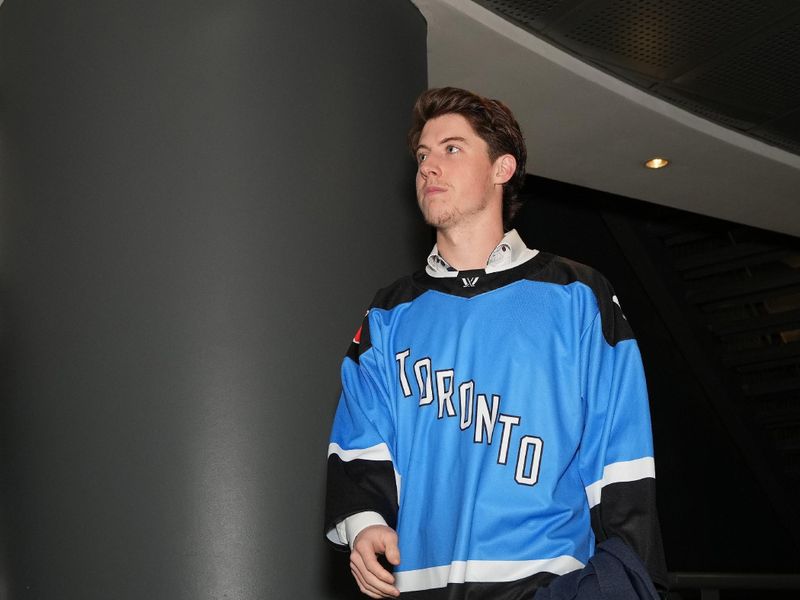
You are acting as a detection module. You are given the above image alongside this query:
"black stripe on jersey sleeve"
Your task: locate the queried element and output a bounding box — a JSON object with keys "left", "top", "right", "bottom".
{"left": 589, "top": 478, "right": 668, "bottom": 590}
{"left": 400, "top": 571, "right": 557, "bottom": 600}
{"left": 324, "top": 455, "right": 399, "bottom": 548}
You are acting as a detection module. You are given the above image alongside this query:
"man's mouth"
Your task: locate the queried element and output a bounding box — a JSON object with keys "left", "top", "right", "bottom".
{"left": 423, "top": 185, "right": 447, "bottom": 196}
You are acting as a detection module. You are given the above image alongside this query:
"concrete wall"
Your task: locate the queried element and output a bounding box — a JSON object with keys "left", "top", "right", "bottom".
{"left": 0, "top": 2, "right": 427, "bottom": 598}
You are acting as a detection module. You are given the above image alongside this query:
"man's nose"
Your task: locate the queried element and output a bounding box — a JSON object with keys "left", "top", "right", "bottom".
{"left": 419, "top": 157, "right": 440, "bottom": 178}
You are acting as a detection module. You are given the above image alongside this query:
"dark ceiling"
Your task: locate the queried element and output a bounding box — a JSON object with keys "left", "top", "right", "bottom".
{"left": 474, "top": 0, "right": 800, "bottom": 156}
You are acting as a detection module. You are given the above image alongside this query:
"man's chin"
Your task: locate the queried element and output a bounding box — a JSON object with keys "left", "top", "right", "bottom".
{"left": 421, "top": 208, "right": 457, "bottom": 229}
{"left": 423, "top": 214, "right": 456, "bottom": 229}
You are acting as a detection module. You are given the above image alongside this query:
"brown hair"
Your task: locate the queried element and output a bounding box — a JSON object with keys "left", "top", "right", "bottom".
{"left": 408, "top": 87, "right": 527, "bottom": 229}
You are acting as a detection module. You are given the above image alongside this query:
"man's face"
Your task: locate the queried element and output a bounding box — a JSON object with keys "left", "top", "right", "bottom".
{"left": 415, "top": 113, "right": 503, "bottom": 230}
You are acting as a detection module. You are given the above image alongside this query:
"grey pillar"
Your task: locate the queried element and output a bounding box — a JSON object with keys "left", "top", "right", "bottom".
{"left": 0, "top": 1, "right": 427, "bottom": 598}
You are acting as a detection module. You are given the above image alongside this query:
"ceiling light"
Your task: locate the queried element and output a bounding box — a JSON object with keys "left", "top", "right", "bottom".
{"left": 644, "top": 157, "right": 670, "bottom": 169}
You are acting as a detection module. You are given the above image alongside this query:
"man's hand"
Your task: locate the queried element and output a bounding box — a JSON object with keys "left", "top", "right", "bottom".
{"left": 350, "top": 524, "right": 401, "bottom": 598}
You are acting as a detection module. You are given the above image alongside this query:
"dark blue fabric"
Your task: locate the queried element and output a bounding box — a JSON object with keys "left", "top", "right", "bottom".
{"left": 534, "top": 537, "right": 660, "bottom": 600}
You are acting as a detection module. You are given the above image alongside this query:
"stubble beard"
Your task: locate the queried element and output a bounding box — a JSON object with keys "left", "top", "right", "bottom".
{"left": 421, "top": 203, "right": 459, "bottom": 229}
{"left": 419, "top": 194, "right": 490, "bottom": 231}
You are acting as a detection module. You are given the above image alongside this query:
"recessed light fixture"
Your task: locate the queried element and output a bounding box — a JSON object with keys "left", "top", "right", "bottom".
{"left": 644, "top": 157, "right": 670, "bottom": 169}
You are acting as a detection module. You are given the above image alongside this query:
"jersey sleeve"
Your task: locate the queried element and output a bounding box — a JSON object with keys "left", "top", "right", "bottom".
{"left": 577, "top": 283, "right": 668, "bottom": 590}
{"left": 324, "top": 310, "right": 400, "bottom": 549}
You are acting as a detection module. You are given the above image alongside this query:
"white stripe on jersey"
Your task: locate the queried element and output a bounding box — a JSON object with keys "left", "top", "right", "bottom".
{"left": 327, "top": 442, "right": 403, "bottom": 502}
{"left": 584, "top": 456, "right": 655, "bottom": 508}
{"left": 328, "top": 442, "right": 392, "bottom": 461}
{"left": 394, "top": 556, "right": 584, "bottom": 592}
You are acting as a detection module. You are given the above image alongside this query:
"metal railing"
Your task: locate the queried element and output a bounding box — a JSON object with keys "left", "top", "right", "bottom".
{"left": 668, "top": 572, "right": 800, "bottom": 599}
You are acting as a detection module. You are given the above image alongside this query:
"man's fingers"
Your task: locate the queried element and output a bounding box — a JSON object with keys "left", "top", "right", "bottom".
{"left": 348, "top": 525, "right": 401, "bottom": 598}
{"left": 350, "top": 561, "right": 398, "bottom": 598}
{"left": 350, "top": 565, "right": 382, "bottom": 599}
{"left": 352, "top": 534, "right": 396, "bottom": 585}
{"left": 361, "top": 547, "right": 396, "bottom": 585}
{"left": 350, "top": 550, "right": 399, "bottom": 597}
{"left": 383, "top": 540, "right": 401, "bottom": 566}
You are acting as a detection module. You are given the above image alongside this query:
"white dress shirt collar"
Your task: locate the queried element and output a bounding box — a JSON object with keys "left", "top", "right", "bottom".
{"left": 425, "top": 229, "right": 539, "bottom": 278}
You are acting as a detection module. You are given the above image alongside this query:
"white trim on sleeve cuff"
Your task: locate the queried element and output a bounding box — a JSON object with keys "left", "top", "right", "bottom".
{"left": 338, "top": 511, "right": 388, "bottom": 549}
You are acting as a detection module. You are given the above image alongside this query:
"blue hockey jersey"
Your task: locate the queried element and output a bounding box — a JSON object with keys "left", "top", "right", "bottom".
{"left": 325, "top": 248, "right": 666, "bottom": 598}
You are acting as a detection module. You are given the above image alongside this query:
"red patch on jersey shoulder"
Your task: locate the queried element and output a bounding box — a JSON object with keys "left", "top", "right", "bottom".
{"left": 352, "top": 310, "right": 369, "bottom": 344}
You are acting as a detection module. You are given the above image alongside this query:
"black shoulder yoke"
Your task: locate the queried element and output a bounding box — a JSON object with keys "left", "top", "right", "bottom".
{"left": 530, "top": 254, "right": 635, "bottom": 347}
{"left": 345, "top": 252, "right": 635, "bottom": 362}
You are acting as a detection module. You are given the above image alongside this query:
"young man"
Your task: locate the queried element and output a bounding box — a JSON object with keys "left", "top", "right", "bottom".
{"left": 325, "top": 87, "right": 667, "bottom": 599}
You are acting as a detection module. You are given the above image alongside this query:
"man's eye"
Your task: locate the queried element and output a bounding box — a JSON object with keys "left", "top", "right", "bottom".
{"left": 446, "top": 145, "right": 460, "bottom": 154}
{"left": 417, "top": 153, "right": 427, "bottom": 163}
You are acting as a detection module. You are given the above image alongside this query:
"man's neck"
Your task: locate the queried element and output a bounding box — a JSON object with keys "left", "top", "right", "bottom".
{"left": 435, "top": 220, "right": 505, "bottom": 271}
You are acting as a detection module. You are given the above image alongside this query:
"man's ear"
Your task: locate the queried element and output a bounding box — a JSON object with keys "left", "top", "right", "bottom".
{"left": 494, "top": 154, "right": 517, "bottom": 185}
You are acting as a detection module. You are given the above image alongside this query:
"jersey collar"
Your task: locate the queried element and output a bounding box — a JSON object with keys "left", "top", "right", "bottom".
{"left": 425, "top": 229, "right": 540, "bottom": 278}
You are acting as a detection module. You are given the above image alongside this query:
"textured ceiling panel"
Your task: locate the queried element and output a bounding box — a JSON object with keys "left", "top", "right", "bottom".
{"left": 476, "top": 0, "right": 571, "bottom": 30}
{"left": 560, "top": 0, "right": 772, "bottom": 74}
{"left": 676, "top": 20, "right": 800, "bottom": 117}
{"left": 657, "top": 87, "right": 761, "bottom": 131}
